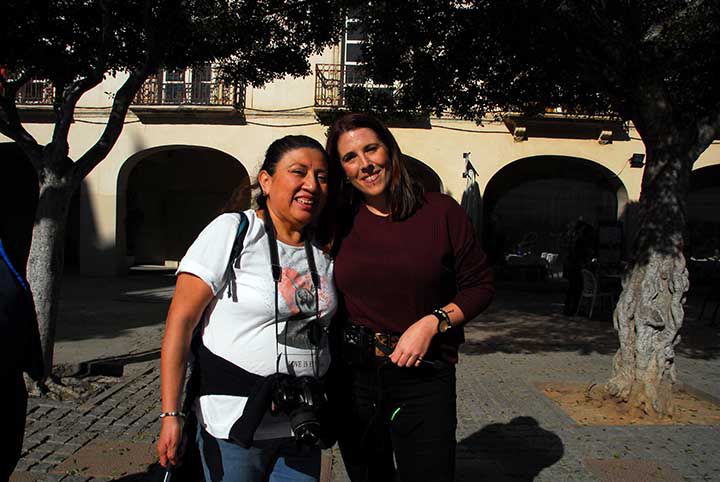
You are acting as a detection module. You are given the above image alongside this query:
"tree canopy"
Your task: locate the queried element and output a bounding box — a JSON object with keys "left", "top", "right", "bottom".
{"left": 0, "top": 0, "right": 347, "bottom": 381}
{"left": 350, "top": 0, "right": 720, "bottom": 417}
{"left": 1, "top": 0, "right": 345, "bottom": 162}
{"left": 352, "top": 0, "right": 720, "bottom": 144}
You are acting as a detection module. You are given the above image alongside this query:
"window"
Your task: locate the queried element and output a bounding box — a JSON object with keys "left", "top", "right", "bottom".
{"left": 162, "top": 69, "right": 186, "bottom": 104}
{"left": 158, "top": 65, "right": 213, "bottom": 104}
{"left": 190, "top": 65, "right": 212, "bottom": 104}
{"left": 16, "top": 78, "right": 53, "bottom": 104}
{"left": 343, "top": 18, "right": 367, "bottom": 85}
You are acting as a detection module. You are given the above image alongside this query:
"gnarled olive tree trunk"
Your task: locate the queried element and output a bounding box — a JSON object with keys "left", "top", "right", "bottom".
{"left": 606, "top": 129, "right": 692, "bottom": 417}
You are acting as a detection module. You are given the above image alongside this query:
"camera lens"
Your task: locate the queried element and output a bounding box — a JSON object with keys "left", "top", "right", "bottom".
{"left": 289, "top": 405, "right": 322, "bottom": 446}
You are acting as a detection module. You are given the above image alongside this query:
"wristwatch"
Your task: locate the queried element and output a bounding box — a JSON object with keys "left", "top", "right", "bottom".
{"left": 432, "top": 309, "right": 452, "bottom": 334}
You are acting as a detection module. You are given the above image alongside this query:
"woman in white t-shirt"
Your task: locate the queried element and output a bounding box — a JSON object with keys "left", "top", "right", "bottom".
{"left": 157, "top": 135, "right": 337, "bottom": 482}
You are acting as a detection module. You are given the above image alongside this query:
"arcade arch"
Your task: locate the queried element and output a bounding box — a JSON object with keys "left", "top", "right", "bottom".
{"left": 483, "top": 155, "right": 629, "bottom": 261}
{"left": 688, "top": 164, "right": 720, "bottom": 258}
{"left": 117, "top": 146, "right": 249, "bottom": 267}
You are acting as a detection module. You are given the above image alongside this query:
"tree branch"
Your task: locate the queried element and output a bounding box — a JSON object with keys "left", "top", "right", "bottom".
{"left": 71, "top": 0, "right": 162, "bottom": 184}
{"left": 643, "top": 0, "right": 708, "bottom": 43}
{"left": 51, "top": 75, "right": 103, "bottom": 147}
{"left": 0, "top": 71, "right": 43, "bottom": 169}
{"left": 690, "top": 109, "right": 720, "bottom": 162}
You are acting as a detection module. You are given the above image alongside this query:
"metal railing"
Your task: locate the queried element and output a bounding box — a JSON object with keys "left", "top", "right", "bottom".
{"left": 315, "top": 63, "right": 397, "bottom": 109}
{"left": 16, "top": 79, "right": 54, "bottom": 104}
{"left": 315, "top": 64, "right": 344, "bottom": 108}
{"left": 133, "top": 76, "right": 243, "bottom": 107}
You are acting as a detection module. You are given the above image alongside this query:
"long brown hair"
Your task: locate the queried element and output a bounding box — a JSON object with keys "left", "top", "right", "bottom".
{"left": 326, "top": 113, "right": 424, "bottom": 221}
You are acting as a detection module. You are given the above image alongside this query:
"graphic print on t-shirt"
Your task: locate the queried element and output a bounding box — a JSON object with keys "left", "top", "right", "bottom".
{"left": 278, "top": 267, "right": 331, "bottom": 350}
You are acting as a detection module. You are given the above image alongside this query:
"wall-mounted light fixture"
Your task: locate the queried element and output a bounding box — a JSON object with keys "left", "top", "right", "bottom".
{"left": 598, "top": 130, "right": 613, "bottom": 145}
{"left": 629, "top": 153, "right": 645, "bottom": 168}
{"left": 512, "top": 126, "right": 527, "bottom": 142}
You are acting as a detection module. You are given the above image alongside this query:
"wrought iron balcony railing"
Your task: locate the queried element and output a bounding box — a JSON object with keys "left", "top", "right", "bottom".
{"left": 16, "top": 79, "right": 54, "bottom": 105}
{"left": 315, "top": 64, "right": 344, "bottom": 108}
{"left": 133, "top": 76, "right": 244, "bottom": 108}
{"left": 315, "top": 63, "right": 396, "bottom": 109}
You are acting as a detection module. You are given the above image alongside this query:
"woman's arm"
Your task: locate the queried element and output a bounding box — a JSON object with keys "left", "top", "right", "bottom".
{"left": 389, "top": 302, "right": 465, "bottom": 367}
{"left": 157, "top": 273, "right": 214, "bottom": 468}
{"left": 391, "top": 196, "right": 494, "bottom": 368}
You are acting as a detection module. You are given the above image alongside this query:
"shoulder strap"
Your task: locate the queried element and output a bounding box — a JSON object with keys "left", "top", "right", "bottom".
{"left": 0, "top": 239, "right": 29, "bottom": 292}
{"left": 226, "top": 212, "right": 249, "bottom": 302}
{"left": 181, "top": 211, "right": 250, "bottom": 418}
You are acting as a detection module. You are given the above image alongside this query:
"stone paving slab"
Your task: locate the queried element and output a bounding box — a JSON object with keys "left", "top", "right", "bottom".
{"left": 10, "top": 277, "right": 720, "bottom": 481}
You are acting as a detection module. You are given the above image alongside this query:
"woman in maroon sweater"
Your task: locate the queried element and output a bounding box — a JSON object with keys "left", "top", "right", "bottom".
{"left": 326, "top": 113, "right": 494, "bottom": 482}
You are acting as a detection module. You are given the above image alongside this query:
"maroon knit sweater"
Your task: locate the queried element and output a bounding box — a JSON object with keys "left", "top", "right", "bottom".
{"left": 334, "top": 192, "right": 494, "bottom": 360}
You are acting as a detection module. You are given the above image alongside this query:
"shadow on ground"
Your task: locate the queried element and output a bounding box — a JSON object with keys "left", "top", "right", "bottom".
{"left": 461, "top": 280, "right": 720, "bottom": 360}
{"left": 456, "top": 416, "right": 564, "bottom": 482}
{"left": 56, "top": 272, "right": 174, "bottom": 343}
{"left": 62, "top": 349, "right": 161, "bottom": 377}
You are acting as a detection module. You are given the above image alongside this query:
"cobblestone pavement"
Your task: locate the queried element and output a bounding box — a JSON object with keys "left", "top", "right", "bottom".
{"left": 13, "top": 365, "right": 162, "bottom": 482}
{"left": 10, "top": 277, "right": 720, "bottom": 481}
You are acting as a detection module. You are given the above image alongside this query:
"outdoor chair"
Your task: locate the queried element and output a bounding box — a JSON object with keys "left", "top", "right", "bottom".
{"left": 576, "top": 268, "right": 616, "bottom": 319}
{"left": 543, "top": 253, "right": 561, "bottom": 278}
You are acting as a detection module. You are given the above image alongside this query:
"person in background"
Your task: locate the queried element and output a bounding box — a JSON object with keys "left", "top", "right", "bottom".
{"left": 563, "top": 219, "right": 595, "bottom": 316}
{"left": 0, "top": 238, "right": 42, "bottom": 482}
{"left": 325, "top": 113, "right": 494, "bottom": 482}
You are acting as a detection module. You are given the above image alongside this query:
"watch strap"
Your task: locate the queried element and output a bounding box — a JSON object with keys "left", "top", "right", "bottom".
{"left": 432, "top": 308, "right": 451, "bottom": 333}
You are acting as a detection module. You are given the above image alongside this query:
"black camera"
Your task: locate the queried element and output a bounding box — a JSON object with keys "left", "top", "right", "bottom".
{"left": 270, "top": 375, "right": 327, "bottom": 446}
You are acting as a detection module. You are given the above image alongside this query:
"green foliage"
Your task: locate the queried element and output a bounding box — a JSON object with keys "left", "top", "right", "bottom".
{"left": 0, "top": 0, "right": 346, "bottom": 98}
{"left": 350, "top": 0, "right": 720, "bottom": 130}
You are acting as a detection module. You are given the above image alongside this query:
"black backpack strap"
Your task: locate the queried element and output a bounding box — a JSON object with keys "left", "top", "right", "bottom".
{"left": 225, "top": 211, "right": 250, "bottom": 302}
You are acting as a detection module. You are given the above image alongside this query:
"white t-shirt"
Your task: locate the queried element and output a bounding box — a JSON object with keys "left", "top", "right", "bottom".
{"left": 177, "top": 210, "right": 337, "bottom": 440}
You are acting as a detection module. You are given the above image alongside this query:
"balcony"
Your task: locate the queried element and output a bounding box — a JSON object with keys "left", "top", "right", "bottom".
{"left": 315, "top": 64, "right": 344, "bottom": 108}
{"left": 12, "top": 79, "right": 55, "bottom": 122}
{"left": 314, "top": 64, "right": 429, "bottom": 127}
{"left": 16, "top": 79, "right": 54, "bottom": 105}
{"left": 133, "top": 76, "right": 242, "bottom": 107}
{"left": 315, "top": 63, "right": 385, "bottom": 108}
{"left": 131, "top": 74, "right": 245, "bottom": 124}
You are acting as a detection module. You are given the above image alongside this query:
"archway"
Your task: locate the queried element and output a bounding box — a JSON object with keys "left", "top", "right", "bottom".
{"left": 404, "top": 155, "right": 443, "bottom": 193}
{"left": 118, "top": 146, "right": 249, "bottom": 267}
{"left": 688, "top": 164, "right": 720, "bottom": 259}
{"left": 483, "top": 156, "right": 628, "bottom": 265}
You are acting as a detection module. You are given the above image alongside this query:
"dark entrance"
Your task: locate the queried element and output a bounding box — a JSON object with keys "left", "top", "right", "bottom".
{"left": 483, "top": 156, "right": 627, "bottom": 269}
{"left": 121, "top": 147, "right": 249, "bottom": 266}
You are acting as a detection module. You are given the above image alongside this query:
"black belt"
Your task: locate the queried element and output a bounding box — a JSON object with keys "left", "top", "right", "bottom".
{"left": 342, "top": 323, "right": 401, "bottom": 359}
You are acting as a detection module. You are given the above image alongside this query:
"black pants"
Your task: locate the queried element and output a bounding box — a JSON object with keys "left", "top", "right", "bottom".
{"left": 1, "top": 372, "right": 27, "bottom": 482}
{"left": 336, "top": 361, "right": 457, "bottom": 482}
{"left": 563, "top": 267, "right": 582, "bottom": 316}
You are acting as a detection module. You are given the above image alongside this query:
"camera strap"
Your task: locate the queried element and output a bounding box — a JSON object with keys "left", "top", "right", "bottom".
{"left": 262, "top": 210, "right": 322, "bottom": 378}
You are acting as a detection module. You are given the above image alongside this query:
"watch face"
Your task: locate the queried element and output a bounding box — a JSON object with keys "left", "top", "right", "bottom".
{"left": 439, "top": 319, "right": 450, "bottom": 333}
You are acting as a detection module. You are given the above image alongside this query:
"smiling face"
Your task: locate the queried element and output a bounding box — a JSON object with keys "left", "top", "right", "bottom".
{"left": 337, "top": 127, "right": 391, "bottom": 210}
{"left": 258, "top": 147, "right": 329, "bottom": 231}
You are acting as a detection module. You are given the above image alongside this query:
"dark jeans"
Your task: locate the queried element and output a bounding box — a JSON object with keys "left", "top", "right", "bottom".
{"left": 336, "top": 361, "right": 457, "bottom": 482}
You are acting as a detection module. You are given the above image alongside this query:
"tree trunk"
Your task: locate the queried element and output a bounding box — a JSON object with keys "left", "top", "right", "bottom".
{"left": 606, "top": 135, "right": 691, "bottom": 418}
{"left": 27, "top": 175, "right": 75, "bottom": 379}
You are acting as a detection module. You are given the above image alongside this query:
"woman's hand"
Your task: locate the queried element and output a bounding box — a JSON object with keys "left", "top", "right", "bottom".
{"left": 157, "top": 416, "right": 183, "bottom": 468}
{"left": 389, "top": 315, "right": 437, "bottom": 367}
